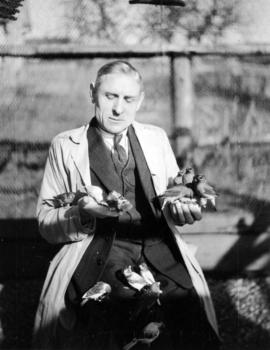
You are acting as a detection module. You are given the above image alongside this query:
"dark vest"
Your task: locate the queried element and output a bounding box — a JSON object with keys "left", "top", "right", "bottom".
{"left": 65, "top": 120, "right": 192, "bottom": 304}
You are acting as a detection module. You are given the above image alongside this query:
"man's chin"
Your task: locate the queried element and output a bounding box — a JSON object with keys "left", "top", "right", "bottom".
{"left": 104, "top": 124, "right": 127, "bottom": 134}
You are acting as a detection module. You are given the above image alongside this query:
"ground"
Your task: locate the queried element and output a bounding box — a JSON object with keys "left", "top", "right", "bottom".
{"left": 0, "top": 277, "right": 269, "bottom": 350}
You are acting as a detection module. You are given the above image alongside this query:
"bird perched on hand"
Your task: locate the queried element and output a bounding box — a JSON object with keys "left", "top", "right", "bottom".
{"left": 43, "top": 191, "right": 87, "bottom": 208}
{"left": 173, "top": 168, "right": 185, "bottom": 185}
{"left": 162, "top": 184, "right": 194, "bottom": 199}
{"left": 192, "top": 174, "right": 218, "bottom": 209}
{"left": 123, "top": 322, "right": 164, "bottom": 350}
{"left": 182, "top": 167, "right": 195, "bottom": 185}
{"left": 81, "top": 281, "right": 111, "bottom": 305}
{"left": 160, "top": 183, "right": 194, "bottom": 209}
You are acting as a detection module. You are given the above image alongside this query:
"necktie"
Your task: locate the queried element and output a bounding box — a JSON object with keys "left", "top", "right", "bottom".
{"left": 112, "top": 134, "right": 128, "bottom": 168}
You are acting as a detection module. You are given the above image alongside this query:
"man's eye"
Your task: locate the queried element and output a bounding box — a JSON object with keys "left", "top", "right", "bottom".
{"left": 125, "top": 98, "right": 134, "bottom": 103}
{"left": 106, "top": 94, "right": 115, "bottom": 100}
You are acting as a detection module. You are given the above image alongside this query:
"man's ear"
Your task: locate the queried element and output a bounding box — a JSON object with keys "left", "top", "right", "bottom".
{"left": 136, "top": 91, "right": 145, "bottom": 112}
{"left": 89, "top": 83, "right": 96, "bottom": 104}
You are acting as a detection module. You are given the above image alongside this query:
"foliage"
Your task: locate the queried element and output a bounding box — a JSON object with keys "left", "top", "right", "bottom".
{"left": 62, "top": 0, "right": 241, "bottom": 46}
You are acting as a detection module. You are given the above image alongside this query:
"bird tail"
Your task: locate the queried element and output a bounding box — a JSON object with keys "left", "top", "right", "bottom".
{"left": 209, "top": 197, "right": 217, "bottom": 210}
{"left": 123, "top": 338, "right": 138, "bottom": 350}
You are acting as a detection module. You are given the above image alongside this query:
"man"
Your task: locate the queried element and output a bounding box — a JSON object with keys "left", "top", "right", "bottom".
{"left": 33, "top": 61, "right": 220, "bottom": 349}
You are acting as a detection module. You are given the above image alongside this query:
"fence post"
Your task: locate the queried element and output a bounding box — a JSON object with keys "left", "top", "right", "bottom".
{"left": 170, "top": 54, "right": 194, "bottom": 165}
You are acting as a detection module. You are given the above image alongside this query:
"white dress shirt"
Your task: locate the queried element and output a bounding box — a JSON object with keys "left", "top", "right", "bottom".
{"left": 98, "top": 127, "right": 128, "bottom": 156}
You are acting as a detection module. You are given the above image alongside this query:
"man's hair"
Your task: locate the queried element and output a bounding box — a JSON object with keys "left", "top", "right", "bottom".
{"left": 94, "top": 60, "right": 143, "bottom": 91}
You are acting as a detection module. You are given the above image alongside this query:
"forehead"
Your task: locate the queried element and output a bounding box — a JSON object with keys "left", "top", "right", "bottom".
{"left": 98, "top": 73, "right": 141, "bottom": 96}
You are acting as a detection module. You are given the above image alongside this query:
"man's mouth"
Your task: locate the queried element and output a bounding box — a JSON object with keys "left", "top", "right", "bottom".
{"left": 109, "top": 117, "right": 125, "bottom": 122}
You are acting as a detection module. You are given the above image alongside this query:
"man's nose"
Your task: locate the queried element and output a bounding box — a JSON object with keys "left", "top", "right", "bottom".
{"left": 112, "top": 98, "right": 124, "bottom": 115}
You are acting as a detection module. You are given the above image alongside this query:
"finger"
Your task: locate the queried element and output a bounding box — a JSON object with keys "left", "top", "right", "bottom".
{"left": 169, "top": 203, "right": 180, "bottom": 224}
{"left": 79, "top": 197, "right": 118, "bottom": 218}
{"left": 93, "top": 205, "right": 120, "bottom": 218}
{"left": 104, "top": 209, "right": 121, "bottom": 217}
{"left": 169, "top": 202, "right": 185, "bottom": 226}
{"left": 174, "top": 201, "right": 186, "bottom": 225}
{"left": 188, "top": 203, "right": 202, "bottom": 221}
{"left": 79, "top": 196, "right": 96, "bottom": 208}
{"left": 181, "top": 203, "right": 194, "bottom": 225}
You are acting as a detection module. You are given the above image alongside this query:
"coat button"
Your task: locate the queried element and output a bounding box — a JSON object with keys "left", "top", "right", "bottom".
{"left": 96, "top": 257, "right": 104, "bottom": 266}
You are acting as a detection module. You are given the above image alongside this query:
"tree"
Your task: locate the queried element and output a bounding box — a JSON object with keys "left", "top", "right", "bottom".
{"left": 62, "top": 0, "right": 241, "bottom": 46}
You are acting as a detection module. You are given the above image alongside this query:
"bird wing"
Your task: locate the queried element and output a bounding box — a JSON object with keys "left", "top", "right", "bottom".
{"left": 163, "top": 185, "right": 193, "bottom": 198}
{"left": 123, "top": 338, "right": 138, "bottom": 350}
{"left": 197, "top": 183, "right": 217, "bottom": 197}
{"left": 82, "top": 281, "right": 111, "bottom": 300}
{"left": 139, "top": 263, "right": 155, "bottom": 284}
{"left": 202, "top": 184, "right": 217, "bottom": 197}
{"left": 123, "top": 266, "right": 148, "bottom": 290}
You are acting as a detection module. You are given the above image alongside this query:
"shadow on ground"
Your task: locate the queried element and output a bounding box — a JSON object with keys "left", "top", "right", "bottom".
{"left": 0, "top": 277, "right": 269, "bottom": 350}
{"left": 0, "top": 192, "right": 269, "bottom": 349}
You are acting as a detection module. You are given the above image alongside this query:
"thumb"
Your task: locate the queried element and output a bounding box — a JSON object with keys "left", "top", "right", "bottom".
{"left": 78, "top": 195, "right": 95, "bottom": 209}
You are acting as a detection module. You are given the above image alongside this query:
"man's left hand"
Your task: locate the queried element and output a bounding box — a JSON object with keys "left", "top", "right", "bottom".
{"left": 168, "top": 200, "right": 202, "bottom": 226}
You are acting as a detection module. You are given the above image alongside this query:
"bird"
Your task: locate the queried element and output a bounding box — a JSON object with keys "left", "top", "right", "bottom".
{"left": 123, "top": 265, "right": 149, "bottom": 291}
{"left": 43, "top": 186, "right": 109, "bottom": 209}
{"left": 182, "top": 167, "right": 195, "bottom": 185}
{"left": 123, "top": 322, "right": 164, "bottom": 350}
{"left": 159, "top": 183, "right": 194, "bottom": 210}
{"left": 43, "top": 192, "right": 76, "bottom": 208}
{"left": 124, "top": 265, "right": 163, "bottom": 321}
{"left": 138, "top": 263, "right": 155, "bottom": 285}
{"left": 43, "top": 191, "right": 88, "bottom": 208}
{"left": 192, "top": 174, "right": 218, "bottom": 209}
{"left": 173, "top": 169, "right": 185, "bottom": 185}
{"left": 139, "top": 282, "right": 162, "bottom": 305}
{"left": 162, "top": 184, "right": 194, "bottom": 199}
{"left": 106, "top": 191, "right": 133, "bottom": 212}
{"left": 129, "top": 282, "right": 163, "bottom": 321}
{"left": 81, "top": 281, "right": 112, "bottom": 305}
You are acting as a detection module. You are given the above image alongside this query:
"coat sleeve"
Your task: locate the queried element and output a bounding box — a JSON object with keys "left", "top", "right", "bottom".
{"left": 161, "top": 128, "right": 179, "bottom": 187}
{"left": 36, "top": 137, "right": 94, "bottom": 244}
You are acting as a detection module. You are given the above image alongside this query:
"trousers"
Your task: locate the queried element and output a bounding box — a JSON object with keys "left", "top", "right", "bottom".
{"left": 58, "top": 239, "right": 220, "bottom": 350}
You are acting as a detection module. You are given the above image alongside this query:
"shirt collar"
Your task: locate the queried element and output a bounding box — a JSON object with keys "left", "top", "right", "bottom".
{"left": 98, "top": 126, "right": 128, "bottom": 141}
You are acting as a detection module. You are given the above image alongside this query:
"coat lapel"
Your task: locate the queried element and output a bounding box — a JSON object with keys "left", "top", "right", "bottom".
{"left": 128, "top": 126, "right": 157, "bottom": 215}
{"left": 69, "top": 125, "right": 91, "bottom": 191}
{"left": 87, "top": 123, "right": 121, "bottom": 193}
{"left": 132, "top": 122, "right": 168, "bottom": 195}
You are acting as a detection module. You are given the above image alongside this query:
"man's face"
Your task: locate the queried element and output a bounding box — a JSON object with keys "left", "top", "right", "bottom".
{"left": 91, "top": 72, "right": 144, "bottom": 134}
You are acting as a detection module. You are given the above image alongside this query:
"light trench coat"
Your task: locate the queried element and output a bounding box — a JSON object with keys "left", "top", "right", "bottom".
{"left": 33, "top": 121, "right": 219, "bottom": 348}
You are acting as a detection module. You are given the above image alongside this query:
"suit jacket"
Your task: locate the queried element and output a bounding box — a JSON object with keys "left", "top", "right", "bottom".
{"left": 33, "top": 121, "right": 219, "bottom": 349}
{"left": 66, "top": 123, "right": 193, "bottom": 303}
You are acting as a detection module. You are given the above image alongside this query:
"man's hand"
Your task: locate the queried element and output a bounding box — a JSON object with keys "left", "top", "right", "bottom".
{"left": 78, "top": 195, "right": 120, "bottom": 220}
{"left": 168, "top": 200, "right": 202, "bottom": 226}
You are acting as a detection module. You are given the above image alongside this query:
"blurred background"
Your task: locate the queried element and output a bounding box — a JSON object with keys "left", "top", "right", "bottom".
{"left": 0, "top": 0, "right": 269, "bottom": 349}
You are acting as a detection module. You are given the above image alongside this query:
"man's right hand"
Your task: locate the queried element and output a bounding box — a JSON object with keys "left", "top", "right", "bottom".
{"left": 78, "top": 195, "right": 120, "bottom": 220}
